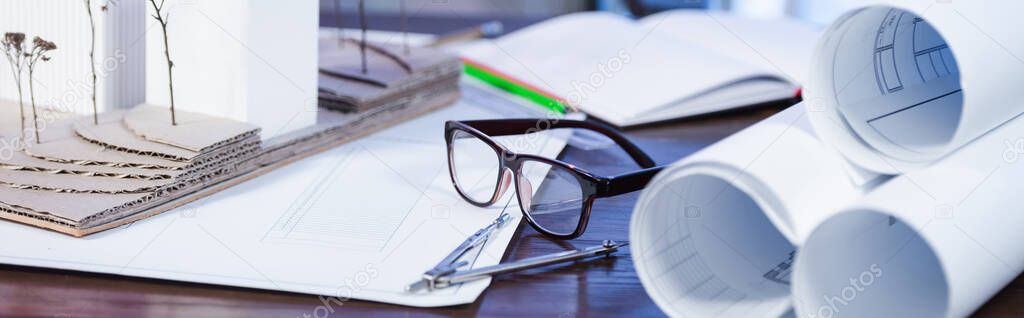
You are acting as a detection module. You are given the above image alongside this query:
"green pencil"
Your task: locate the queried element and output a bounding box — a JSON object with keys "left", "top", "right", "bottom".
{"left": 461, "top": 58, "right": 568, "bottom": 114}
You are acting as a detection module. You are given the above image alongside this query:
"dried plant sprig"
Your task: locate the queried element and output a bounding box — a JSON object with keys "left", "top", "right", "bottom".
{"left": 148, "top": 0, "right": 176, "bottom": 126}
{"left": 26, "top": 36, "right": 57, "bottom": 144}
{"left": 85, "top": 0, "right": 120, "bottom": 125}
{"left": 2, "top": 32, "right": 28, "bottom": 141}
{"left": 85, "top": 0, "right": 99, "bottom": 125}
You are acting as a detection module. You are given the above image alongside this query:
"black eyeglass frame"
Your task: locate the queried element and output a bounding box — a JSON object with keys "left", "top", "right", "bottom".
{"left": 444, "top": 119, "right": 663, "bottom": 239}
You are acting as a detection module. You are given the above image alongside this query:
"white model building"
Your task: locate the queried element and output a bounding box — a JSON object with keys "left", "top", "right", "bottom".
{"left": 145, "top": 0, "right": 319, "bottom": 138}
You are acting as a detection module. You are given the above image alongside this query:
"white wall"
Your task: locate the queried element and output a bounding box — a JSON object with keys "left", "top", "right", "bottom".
{"left": 146, "top": 0, "right": 319, "bottom": 138}
{"left": 0, "top": 0, "right": 146, "bottom": 114}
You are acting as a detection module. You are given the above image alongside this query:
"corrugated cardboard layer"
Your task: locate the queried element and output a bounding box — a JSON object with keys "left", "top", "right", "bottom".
{"left": 73, "top": 114, "right": 200, "bottom": 161}
{"left": 25, "top": 137, "right": 189, "bottom": 170}
{"left": 0, "top": 139, "right": 258, "bottom": 223}
{"left": 123, "top": 105, "right": 261, "bottom": 153}
{"left": 0, "top": 186, "right": 149, "bottom": 223}
{"left": 1, "top": 116, "right": 262, "bottom": 224}
{"left": 1, "top": 102, "right": 189, "bottom": 170}
{"left": 0, "top": 169, "right": 169, "bottom": 194}
{"left": 318, "top": 40, "right": 463, "bottom": 112}
{"left": 2, "top": 151, "right": 178, "bottom": 180}
{"left": 319, "top": 74, "right": 460, "bottom": 114}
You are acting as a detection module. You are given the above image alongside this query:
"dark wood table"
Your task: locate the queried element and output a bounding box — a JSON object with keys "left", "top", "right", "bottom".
{"left": 1, "top": 100, "right": 1023, "bottom": 317}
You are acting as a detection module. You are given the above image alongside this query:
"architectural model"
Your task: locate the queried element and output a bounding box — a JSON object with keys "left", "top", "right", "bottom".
{"left": 0, "top": 0, "right": 461, "bottom": 236}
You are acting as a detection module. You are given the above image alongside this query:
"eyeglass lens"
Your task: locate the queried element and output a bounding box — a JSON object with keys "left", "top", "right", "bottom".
{"left": 450, "top": 129, "right": 503, "bottom": 204}
{"left": 515, "top": 159, "right": 585, "bottom": 236}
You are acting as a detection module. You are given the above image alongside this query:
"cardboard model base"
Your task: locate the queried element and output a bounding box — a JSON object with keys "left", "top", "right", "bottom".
{"left": 0, "top": 88, "right": 458, "bottom": 237}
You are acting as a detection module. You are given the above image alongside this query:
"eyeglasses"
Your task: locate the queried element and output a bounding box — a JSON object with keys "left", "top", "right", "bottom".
{"left": 445, "top": 119, "right": 663, "bottom": 239}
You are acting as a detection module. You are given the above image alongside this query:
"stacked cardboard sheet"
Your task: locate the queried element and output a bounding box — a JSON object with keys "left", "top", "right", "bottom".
{"left": 318, "top": 37, "right": 463, "bottom": 113}
{"left": 0, "top": 104, "right": 260, "bottom": 235}
{"left": 0, "top": 86, "right": 457, "bottom": 237}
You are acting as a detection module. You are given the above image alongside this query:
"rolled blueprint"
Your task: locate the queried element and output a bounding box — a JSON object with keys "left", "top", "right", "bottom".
{"left": 630, "top": 103, "right": 874, "bottom": 317}
{"left": 793, "top": 107, "right": 1024, "bottom": 316}
{"left": 804, "top": 1, "right": 1024, "bottom": 174}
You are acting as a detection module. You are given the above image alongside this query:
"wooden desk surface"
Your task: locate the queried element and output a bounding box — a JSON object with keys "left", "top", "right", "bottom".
{"left": 2, "top": 102, "right": 1024, "bottom": 317}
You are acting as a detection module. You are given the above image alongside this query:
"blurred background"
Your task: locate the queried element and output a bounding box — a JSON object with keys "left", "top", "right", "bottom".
{"left": 320, "top": 0, "right": 863, "bottom": 33}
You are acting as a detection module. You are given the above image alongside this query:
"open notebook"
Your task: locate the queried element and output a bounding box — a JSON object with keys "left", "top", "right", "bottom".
{"left": 459, "top": 10, "right": 821, "bottom": 127}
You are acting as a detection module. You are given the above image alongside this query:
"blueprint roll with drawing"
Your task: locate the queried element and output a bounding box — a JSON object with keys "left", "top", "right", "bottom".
{"left": 793, "top": 109, "right": 1024, "bottom": 316}
{"left": 629, "top": 103, "right": 872, "bottom": 317}
{"left": 804, "top": 1, "right": 1024, "bottom": 175}
{"left": 632, "top": 1, "right": 1024, "bottom": 317}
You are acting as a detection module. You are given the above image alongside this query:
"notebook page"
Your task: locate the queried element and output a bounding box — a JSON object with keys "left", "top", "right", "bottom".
{"left": 638, "top": 10, "right": 823, "bottom": 84}
{"left": 459, "top": 12, "right": 780, "bottom": 126}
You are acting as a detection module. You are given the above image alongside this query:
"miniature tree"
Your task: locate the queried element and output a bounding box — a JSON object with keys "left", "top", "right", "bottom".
{"left": 84, "top": 0, "right": 117, "bottom": 125}
{"left": 85, "top": 0, "right": 99, "bottom": 124}
{"left": 25, "top": 36, "right": 57, "bottom": 144}
{"left": 148, "top": 0, "right": 177, "bottom": 125}
{"left": 1, "top": 32, "right": 28, "bottom": 141}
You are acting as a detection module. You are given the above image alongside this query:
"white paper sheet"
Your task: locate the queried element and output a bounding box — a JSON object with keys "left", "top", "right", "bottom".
{"left": 805, "top": 1, "right": 1024, "bottom": 174}
{"left": 0, "top": 88, "right": 568, "bottom": 307}
{"left": 630, "top": 103, "right": 873, "bottom": 318}
{"left": 793, "top": 105, "right": 1024, "bottom": 317}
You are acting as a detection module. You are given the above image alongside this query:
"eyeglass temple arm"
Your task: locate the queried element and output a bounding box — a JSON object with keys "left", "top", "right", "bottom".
{"left": 600, "top": 166, "right": 664, "bottom": 197}
{"left": 458, "top": 119, "right": 657, "bottom": 168}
